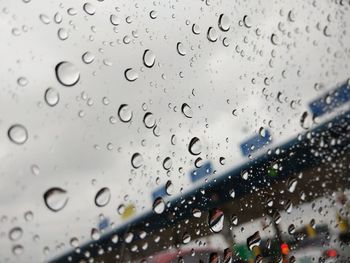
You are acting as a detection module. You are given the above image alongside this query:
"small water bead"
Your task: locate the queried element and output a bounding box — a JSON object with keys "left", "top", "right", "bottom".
{"left": 182, "top": 233, "right": 191, "bottom": 244}
{"left": 111, "top": 234, "right": 118, "bottom": 244}
{"left": 162, "top": 157, "right": 172, "bottom": 170}
{"left": 208, "top": 209, "right": 224, "bottom": 233}
{"left": 55, "top": 62, "right": 80, "bottom": 87}
{"left": 181, "top": 103, "right": 192, "bottom": 118}
{"left": 287, "top": 178, "right": 298, "bottom": 193}
{"left": 9, "top": 227, "right": 23, "bottom": 241}
{"left": 219, "top": 157, "right": 226, "bottom": 165}
{"left": 207, "top": 27, "right": 218, "bottom": 42}
{"left": 192, "top": 24, "right": 200, "bottom": 35}
{"left": 12, "top": 245, "right": 24, "bottom": 255}
{"left": 91, "top": 228, "right": 100, "bottom": 240}
{"left": 17, "top": 77, "right": 28, "bottom": 87}
{"left": 67, "top": 8, "right": 77, "bottom": 16}
{"left": 142, "top": 49, "right": 155, "bottom": 68}
{"left": 44, "top": 88, "right": 60, "bottom": 107}
{"left": 118, "top": 104, "right": 133, "bottom": 123}
{"left": 8, "top": 124, "right": 28, "bottom": 145}
{"left": 124, "top": 68, "right": 138, "bottom": 82}
{"left": 270, "top": 33, "right": 279, "bottom": 45}
{"left": 149, "top": 10, "right": 157, "bottom": 19}
{"left": 241, "top": 170, "right": 249, "bottom": 180}
{"left": 82, "top": 52, "right": 94, "bottom": 64}
{"left": 192, "top": 208, "right": 202, "bottom": 218}
{"left": 95, "top": 187, "right": 111, "bottom": 207}
{"left": 83, "top": 2, "right": 95, "bottom": 15}
{"left": 247, "top": 231, "right": 261, "bottom": 250}
{"left": 39, "top": 14, "right": 50, "bottom": 24}
{"left": 243, "top": 15, "right": 252, "bottom": 28}
{"left": 57, "top": 28, "right": 69, "bottom": 40}
{"left": 258, "top": 127, "right": 267, "bottom": 138}
{"left": 131, "top": 153, "right": 143, "bottom": 169}
{"left": 188, "top": 137, "right": 202, "bottom": 155}
{"left": 70, "top": 237, "right": 79, "bottom": 248}
{"left": 143, "top": 112, "right": 156, "bottom": 128}
{"left": 229, "top": 189, "right": 235, "bottom": 199}
{"left": 218, "top": 14, "right": 230, "bottom": 31}
{"left": 31, "top": 164, "right": 40, "bottom": 175}
{"left": 153, "top": 197, "right": 165, "bottom": 214}
{"left": 165, "top": 180, "right": 174, "bottom": 195}
{"left": 110, "top": 14, "right": 120, "bottom": 26}
{"left": 24, "top": 211, "right": 33, "bottom": 222}
{"left": 54, "top": 12, "right": 63, "bottom": 24}
{"left": 43, "top": 187, "right": 68, "bottom": 212}
{"left": 170, "top": 134, "right": 176, "bottom": 145}
{"left": 176, "top": 42, "right": 186, "bottom": 56}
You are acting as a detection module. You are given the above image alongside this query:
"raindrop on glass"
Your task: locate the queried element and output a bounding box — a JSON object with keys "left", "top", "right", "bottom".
{"left": 153, "top": 197, "right": 165, "bottom": 214}
{"left": 55, "top": 61, "right": 80, "bottom": 87}
{"left": 44, "top": 88, "right": 60, "bottom": 107}
{"left": 188, "top": 137, "right": 202, "bottom": 155}
{"left": 131, "top": 153, "right": 143, "bottom": 169}
{"left": 95, "top": 187, "right": 111, "bottom": 207}
{"left": 43, "top": 187, "right": 68, "bottom": 212}
{"left": 8, "top": 124, "right": 28, "bottom": 145}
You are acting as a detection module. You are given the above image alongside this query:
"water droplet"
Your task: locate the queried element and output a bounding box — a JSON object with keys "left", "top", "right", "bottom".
{"left": 288, "top": 224, "right": 295, "bottom": 235}
{"left": 288, "top": 10, "right": 296, "bottom": 22}
{"left": 70, "top": 237, "right": 79, "bottom": 248}
{"left": 149, "top": 10, "right": 157, "bottom": 19}
{"left": 182, "top": 233, "right": 191, "bottom": 244}
{"left": 270, "top": 33, "right": 279, "bottom": 45}
{"left": 192, "top": 208, "right": 202, "bottom": 218}
{"left": 111, "top": 234, "right": 119, "bottom": 243}
{"left": 192, "top": 24, "right": 200, "bottom": 35}
{"left": 9, "top": 227, "right": 23, "bottom": 241}
{"left": 218, "top": 14, "right": 230, "bottom": 31}
{"left": 243, "top": 15, "right": 252, "bottom": 28}
{"left": 95, "top": 187, "right": 111, "bottom": 207}
{"left": 82, "top": 52, "right": 94, "bottom": 64}
{"left": 118, "top": 104, "right": 133, "bottom": 123}
{"left": 165, "top": 180, "right": 173, "bottom": 195}
{"left": 12, "top": 245, "right": 24, "bottom": 255}
{"left": 55, "top": 61, "right": 80, "bottom": 87}
{"left": 43, "top": 187, "right": 68, "bottom": 212}
{"left": 247, "top": 231, "right": 261, "bottom": 250}
{"left": 131, "top": 153, "right": 143, "bottom": 169}
{"left": 162, "top": 157, "right": 172, "bottom": 170}
{"left": 188, "top": 137, "right": 202, "bottom": 155}
{"left": 44, "top": 88, "right": 60, "bottom": 107}
{"left": 229, "top": 189, "right": 235, "bottom": 199}
{"left": 181, "top": 103, "right": 192, "bottom": 118}
{"left": 110, "top": 14, "right": 120, "bottom": 26}
{"left": 207, "top": 27, "right": 218, "bottom": 42}
{"left": 143, "top": 49, "right": 155, "bottom": 68}
{"left": 259, "top": 127, "right": 267, "bottom": 138}
{"left": 195, "top": 157, "right": 203, "bottom": 168}
{"left": 39, "top": 14, "right": 50, "bottom": 24}
{"left": 231, "top": 215, "right": 238, "bottom": 225}
{"left": 176, "top": 42, "right": 186, "bottom": 56}
{"left": 124, "top": 68, "right": 138, "bottom": 82}
{"left": 57, "top": 28, "right": 69, "bottom": 40}
{"left": 143, "top": 112, "right": 156, "bottom": 128}
{"left": 287, "top": 178, "right": 297, "bottom": 193}
{"left": 219, "top": 157, "right": 226, "bottom": 165}
{"left": 17, "top": 77, "right": 28, "bottom": 87}
{"left": 153, "top": 197, "right": 165, "bottom": 214}
{"left": 83, "top": 2, "right": 95, "bottom": 15}
{"left": 208, "top": 209, "right": 224, "bottom": 233}
{"left": 24, "top": 211, "right": 33, "bottom": 222}
{"left": 171, "top": 134, "right": 177, "bottom": 145}
{"left": 273, "top": 211, "right": 281, "bottom": 224}
{"left": 31, "top": 164, "right": 40, "bottom": 175}
{"left": 300, "top": 111, "right": 311, "bottom": 129}
{"left": 8, "top": 124, "right": 28, "bottom": 145}
{"left": 241, "top": 170, "right": 249, "bottom": 180}
{"left": 91, "top": 228, "right": 100, "bottom": 240}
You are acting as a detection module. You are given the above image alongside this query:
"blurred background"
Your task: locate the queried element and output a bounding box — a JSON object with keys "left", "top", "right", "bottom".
{"left": 0, "top": 0, "right": 350, "bottom": 262}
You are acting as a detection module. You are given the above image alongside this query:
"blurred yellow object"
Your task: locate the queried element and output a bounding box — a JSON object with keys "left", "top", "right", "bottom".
{"left": 121, "top": 204, "right": 136, "bottom": 220}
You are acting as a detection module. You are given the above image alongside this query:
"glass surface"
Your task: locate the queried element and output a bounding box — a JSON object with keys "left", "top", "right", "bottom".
{"left": 0, "top": 0, "right": 350, "bottom": 262}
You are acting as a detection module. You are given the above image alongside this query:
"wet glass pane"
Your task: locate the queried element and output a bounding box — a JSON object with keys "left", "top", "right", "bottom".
{"left": 1, "top": 0, "right": 350, "bottom": 262}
